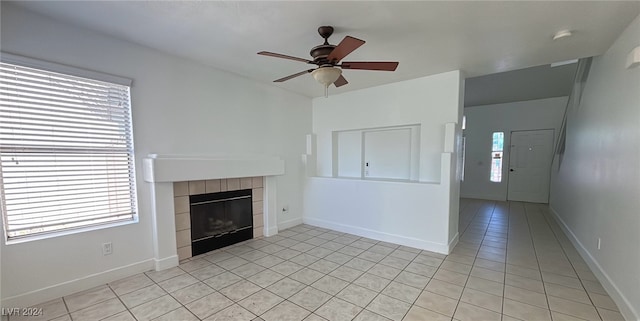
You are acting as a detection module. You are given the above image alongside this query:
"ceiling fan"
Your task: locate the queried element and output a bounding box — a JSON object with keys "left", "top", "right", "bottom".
{"left": 258, "top": 26, "right": 399, "bottom": 96}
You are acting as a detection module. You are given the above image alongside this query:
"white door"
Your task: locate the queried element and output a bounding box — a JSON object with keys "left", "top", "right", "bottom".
{"left": 363, "top": 128, "right": 411, "bottom": 180}
{"left": 507, "top": 129, "right": 554, "bottom": 203}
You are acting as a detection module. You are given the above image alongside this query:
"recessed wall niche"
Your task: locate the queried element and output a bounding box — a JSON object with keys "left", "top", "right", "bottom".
{"left": 333, "top": 124, "right": 420, "bottom": 181}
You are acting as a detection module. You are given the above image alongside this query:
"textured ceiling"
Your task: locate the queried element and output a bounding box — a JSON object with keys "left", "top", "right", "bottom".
{"left": 11, "top": 1, "right": 640, "bottom": 98}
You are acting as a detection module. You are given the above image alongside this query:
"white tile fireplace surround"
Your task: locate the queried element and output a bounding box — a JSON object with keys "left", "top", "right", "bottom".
{"left": 143, "top": 154, "right": 285, "bottom": 271}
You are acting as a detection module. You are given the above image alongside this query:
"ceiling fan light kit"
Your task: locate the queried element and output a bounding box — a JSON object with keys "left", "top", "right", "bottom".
{"left": 311, "top": 67, "right": 342, "bottom": 97}
{"left": 258, "top": 26, "right": 399, "bottom": 97}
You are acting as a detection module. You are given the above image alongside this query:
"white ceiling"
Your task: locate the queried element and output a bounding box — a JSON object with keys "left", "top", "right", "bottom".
{"left": 12, "top": 1, "right": 640, "bottom": 98}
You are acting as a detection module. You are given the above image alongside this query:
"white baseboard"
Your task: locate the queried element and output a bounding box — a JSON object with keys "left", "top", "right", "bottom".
{"left": 2, "top": 259, "right": 155, "bottom": 308}
{"left": 549, "top": 206, "right": 639, "bottom": 321}
{"left": 303, "top": 217, "right": 450, "bottom": 254}
{"left": 154, "top": 255, "right": 179, "bottom": 271}
{"left": 278, "top": 217, "right": 303, "bottom": 231}
{"left": 460, "top": 193, "right": 505, "bottom": 201}
{"left": 265, "top": 226, "right": 278, "bottom": 237}
{"left": 447, "top": 232, "right": 459, "bottom": 254}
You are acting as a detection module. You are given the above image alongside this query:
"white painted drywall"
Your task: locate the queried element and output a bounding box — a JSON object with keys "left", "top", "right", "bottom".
{"left": 306, "top": 72, "right": 464, "bottom": 253}
{"left": 549, "top": 14, "right": 640, "bottom": 321}
{"left": 304, "top": 178, "right": 450, "bottom": 252}
{"left": 336, "top": 130, "right": 362, "bottom": 178}
{"left": 304, "top": 152, "right": 459, "bottom": 254}
{"left": 313, "top": 71, "right": 463, "bottom": 183}
{"left": 0, "top": 3, "right": 311, "bottom": 307}
{"left": 461, "top": 97, "right": 567, "bottom": 200}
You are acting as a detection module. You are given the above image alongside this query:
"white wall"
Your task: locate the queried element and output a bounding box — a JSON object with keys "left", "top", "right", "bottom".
{"left": 336, "top": 130, "right": 363, "bottom": 178}
{"left": 313, "top": 71, "right": 463, "bottom": 183}
{"left": 461, "top": 97, "right": 567, "bottom": 200}
{"left": 306, "top": 72, "right": 464, "bottom": 253}
{"left": 549, "top": 15, "right": 640, "bottom": 321}
{"left": 304, "top": 176, "right": 451, "bottom": 253}
{"left": 0, "top": 3, "right": 311, "bottom": 307}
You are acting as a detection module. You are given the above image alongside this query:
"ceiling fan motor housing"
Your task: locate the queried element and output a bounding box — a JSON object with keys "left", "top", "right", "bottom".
{"left": 310, "top": 45, "right": 336, "bottom": 63}
{"left": 311, "top": 26, "right": 337, "bottom": 63}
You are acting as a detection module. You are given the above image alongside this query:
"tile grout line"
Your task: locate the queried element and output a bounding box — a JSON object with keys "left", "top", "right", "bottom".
{"left": 536, "top": 204, "right": 607, "bottom": 320}
{"left": 450, "top": 200, "right": 497, "bottom": 319}
{"left": 522, "top": 202, "right": 556, "bottom": 321}
{"left": 501, "top": 200, "right": 511, "bottom": 319}
{"left": 480, "top": 200, "right": 506, "bottom": 316}
{"left": 107, "top": 282, "right": 140, "bottom": 321}
{"left": 61, "top": 296, "right": 71, "bottom": 321}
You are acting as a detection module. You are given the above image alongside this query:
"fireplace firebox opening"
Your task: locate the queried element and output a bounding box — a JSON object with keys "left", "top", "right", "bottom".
{"left": 190, "top": 189, "right": 253, "bottom": 256}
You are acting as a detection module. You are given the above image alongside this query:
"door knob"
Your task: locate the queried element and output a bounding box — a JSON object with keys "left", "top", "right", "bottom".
{"left": 510, "top": 169, "right": 514, "bottom": 172}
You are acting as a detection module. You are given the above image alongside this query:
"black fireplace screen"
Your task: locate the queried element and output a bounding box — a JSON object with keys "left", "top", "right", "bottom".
{"left": 190, "top": 189, "right": 252, "bottom": 255}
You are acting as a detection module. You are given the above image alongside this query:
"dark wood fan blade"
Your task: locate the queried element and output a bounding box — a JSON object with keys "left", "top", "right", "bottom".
{"left": 274, "top": 69, "right": 314, "bottom": 82}
{"left": 341, "top": 61, "right": 399, "bottom": 71}
{"left": 333, "top": 75, "right": 348, "bottom": 87}
{"left": 258, "top": 51, "right": 313, "bottom": 64}
{"left": 327, "top": 36, "right": 365, "bottom": 62}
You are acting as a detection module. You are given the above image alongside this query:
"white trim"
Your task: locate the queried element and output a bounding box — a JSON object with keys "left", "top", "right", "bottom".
{"left": 143, "top": 155, "right": 285, "bottom": 183}
{"left": 447, "top": 232, "right": 459, "bottom": 254}
{"left": 263, "top": 176, "right": 279, "bottom": 239}
{"left": 4, "top": 219, "right": 138, "bottom": 245}
{"left": 265, "top": 226, "right": 278, "bottom": 237}
{"left": 549, "top": 206, "right": 639, "bottom": 321}
{"left": 0, "top": 52, "right": 132, "bottom": 86}
{"left": 303, "top": 217, "right": 450, "bottom": 254}
{"left": 278, "top": 217, "right": 303, "bottom": 231}
{"left": 1, "top": 259, "right": 154, "bottom": 308}
{"left": 154, "top": 255, "right": 179, "bottom": 271}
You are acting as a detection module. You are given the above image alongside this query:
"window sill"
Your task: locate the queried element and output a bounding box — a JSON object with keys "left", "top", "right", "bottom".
{"left": 4, "top": 217, "right": 139, "bottom": 245}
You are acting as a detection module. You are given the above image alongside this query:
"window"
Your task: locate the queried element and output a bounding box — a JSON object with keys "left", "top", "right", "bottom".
{"left": 461, "top": 115, "right": 466, "bottom": 181}
{"left": 490, "top": 132, "right": 504, "bottom": 182}
{"left": 0, "top": 55, "right": 137, "bottom": 241}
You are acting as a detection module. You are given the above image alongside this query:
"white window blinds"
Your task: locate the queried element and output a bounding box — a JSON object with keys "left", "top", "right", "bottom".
{"left": 0, "top": 57, "right": 137, "bottom": 240}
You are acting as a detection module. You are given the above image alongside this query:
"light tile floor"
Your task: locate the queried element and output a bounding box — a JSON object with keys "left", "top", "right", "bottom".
{"left": 7, "top": 199, "right": 625, "bottom": 321}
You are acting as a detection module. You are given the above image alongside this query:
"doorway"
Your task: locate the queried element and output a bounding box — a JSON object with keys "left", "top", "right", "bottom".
{"left": 507, "top": 129, "right": 554, "bottom": 203}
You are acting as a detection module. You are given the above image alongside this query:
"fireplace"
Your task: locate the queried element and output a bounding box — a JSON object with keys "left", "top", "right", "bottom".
{"left": 143, "top": 155, "right": 284, "bottom": 270}
{"left": 190, "top": 189, "right": 253, "bottom": 256}
{"left": 173, "top": 177, "right": 265, "bottom": 261}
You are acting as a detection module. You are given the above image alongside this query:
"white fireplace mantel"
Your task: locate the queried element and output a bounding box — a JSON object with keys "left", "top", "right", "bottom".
{"left": 143, "top": 154, "right": 284, "bottom": 271}
{"left": 143, "top": 154, "right": 285, "bottom": 183}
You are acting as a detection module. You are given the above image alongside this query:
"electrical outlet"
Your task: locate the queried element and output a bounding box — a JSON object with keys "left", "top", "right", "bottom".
{"left": 597, "top": 238, "right": 601, "bottom": 250}
{"left": 102, "top": 242, "right": 113, "bottom": 255}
